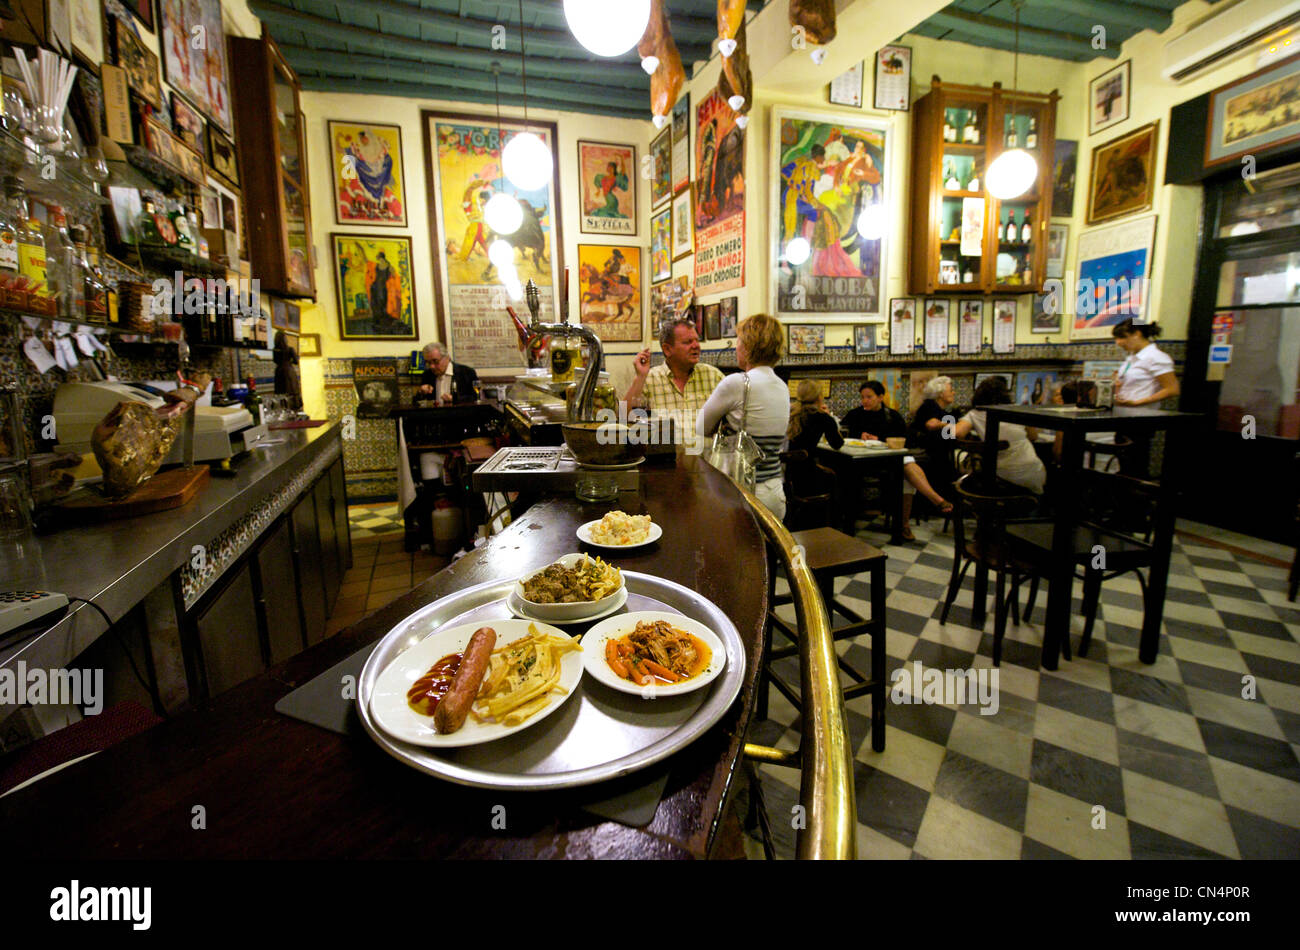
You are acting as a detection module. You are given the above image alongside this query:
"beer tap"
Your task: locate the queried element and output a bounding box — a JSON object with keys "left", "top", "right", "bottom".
{"left": 517, "top": 271, "right": 604, "bottom": 423}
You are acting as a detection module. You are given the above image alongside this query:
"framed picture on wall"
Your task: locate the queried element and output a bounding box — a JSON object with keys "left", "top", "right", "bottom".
{"left": 1046, "top": 223, "right": 1069, "bottom": 279}
{"left": 576, "top": 244, "right": 642, "bottom": 342}
{"left": 650, "top": 206, "right": 672, "bottom": 284}
{"left": 650, "top": 126, "right": 672, "bottom": 208}
{"left": 207, "top": 126, "right": 240, "bottom": 189}
{"left": 1089, "top": 60, "right": 1130, "bottom": 135}
{"left": 671, "top": 187, "right": 693, "bottom": 260}
{"left": 704, "top": 303, "right": 721, "bottom": 341}
{"left": 69, "top": 0, "right": 103, "bottom": 68}
{"left": 1032, "top": 292, "right": 1063, "bottom": 334}
{"left": 1087, "top": 121, "right": 1158, "bottom": 225}
{"left": 854, "top": 324, "right": 876, "bottom": 355}
{"left": 788, "top": 324, "right": 826, "bottom": 355}
{"left": 957, "top": 299, "right": 982, "bottom": 354}
{"left": 888, "top": 297, "right": 915, "bottom": 354}
{"left": 873, "top": 46, "right": 911, "bottom": 111}
{"left": 719, "top": 296, "right": 738, "bottom": 338}
{"left": 829, "top": 60, "right": 863, "bottom": 108}
{"left": 1203, "top": 52, "right": 1300, "bottom": 168}
{"left": 329, "top": 121, "right": 408, "bottom": 227}
{"left": 285, "top": 302, "right": 301, "bottom": 334}
{"left": 332, "top": 233, "right": 419, "bottom": 340}
{"left": 923, "top": 298, "right": 950, "bottom": 354}
{"left": 1051, "top": 139, "right": 1077, "bottom": 218}
{"left": 671, "top": 94, "right": 691, "bottom": 196}
{"left": 298, "top": 333, "right": 322, "bottom": 358}
{"left": 578, "top": 140, "right": 636, "bottom": 235}
{"left": 111, "top": 16, "right": 161, "bottom": 108}
{"left": 171, "top": 93, "right": 206, "bottom": 154}
{"left": 119, "top": 0, "right": 153, "bottom": 30}
{"left": 159, "top": 0, "right": 232, "bottom": 133}
{"left": 271, "top": 298, "right": 288, "bottom": 331}
{"left": 1072, "top": 213, "right": 1157, "bottom": 337}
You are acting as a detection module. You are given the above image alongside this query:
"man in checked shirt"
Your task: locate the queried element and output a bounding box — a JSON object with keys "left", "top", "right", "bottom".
{"left": 622, "top": 317, "right": 724, "bottom": 451}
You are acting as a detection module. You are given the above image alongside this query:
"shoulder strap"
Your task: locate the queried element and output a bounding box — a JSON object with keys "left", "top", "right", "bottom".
{"left": 738, "top": 372, "right": 751, "bottom": 435}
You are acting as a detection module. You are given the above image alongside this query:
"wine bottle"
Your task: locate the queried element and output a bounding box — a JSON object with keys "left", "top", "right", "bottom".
{"left": 1025, "top": 117, "right": 1038, "bottom": 149}
{"left": 1021, "top": 213, "right": 1032, "bottom": 244}
{"left": 965, "top": 113, "right": 980, "bottom": 144}
{"left": 1006, "top": 118, "right": 1017, "bottom": 148}
{"left": 1005, "top": 212, "right": 1018, "bottom": 244}
{"left": 943, "top": 116, "right": 956, "bottom": 142}
{"left": 0, "top": 178, "right": 22, "bottom": 285}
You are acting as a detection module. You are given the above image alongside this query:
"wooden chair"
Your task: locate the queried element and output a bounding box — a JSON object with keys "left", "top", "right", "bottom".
{"left": 763, "top": 527, "right": 888, "bottom": 752}
{"left": 780, "top": 449, "right": 836, "bottom": 531}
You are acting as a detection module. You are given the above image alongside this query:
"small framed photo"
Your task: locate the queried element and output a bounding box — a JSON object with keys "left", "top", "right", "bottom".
{"left": 957, "top": 299, "right": 983, "bottom": 355}
{"left": 704, "top": 302, "right": 721, "bottom": 341}
{"left": 923, "top": 298, "right": 950, "bottom": 354}
{"left": 788, "top": 324, "right": 826, "bottom": 356}
{"left": 207, "top": 126, "right": 240, "bottom": 189}
{"left": 873, "top": 46, "right": 911, "bottom": 112}
{"left": 719, "top": 296, "right": 738, "bottom": 338}
{"left": 671, "top": 187, "right": 694, "bottom": 260}
{"left": 829, "top": 61, "right": 864, "bottom": 108}
{"left": 649, "top": 206, "right": 672, "bottom": 284}
{"left": 298, "top": 333, "right": 322, "bottom": 358}
{"left": 1089, "top": 59, "right": 1130, "bottom": 136}
{"left": 853, "top": 324, "right": 876, "bottom": 356}
{"left": 888, "top": 297, "right": 916, "bottom": 355}
{"left": 650, "top": 125, "right": 672, "bottom": 209}
{"left": 271, "top": 298, "right": 288, "bottom": 330}
{"left": 1031, "top": 293, "right": 1063, "bottom": 334}
{"left": 285, "top": 301, "right": 301, "bottom": 334}
{"left": 1045, "top": 223, "right": 1069, "bottom": 279}
{"left": 171, "top": 92, "right": 206, "bottom": 153}
{"left": 111, "top": 15, "right": 161, "bottom": 108}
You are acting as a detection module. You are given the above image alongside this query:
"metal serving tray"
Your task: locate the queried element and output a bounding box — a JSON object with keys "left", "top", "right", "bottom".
{"left": 356, "top": 572, "right": 746, "bottom": 790}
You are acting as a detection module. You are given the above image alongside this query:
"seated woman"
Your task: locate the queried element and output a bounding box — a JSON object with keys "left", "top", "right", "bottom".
{"left": 907, "top": 375, "right": 960, "bottom": 500}
{"left": 787, "top": 380, "right": 843, "bottom": 453}
{"left": 840, "top": 380, "right": 905, "bottom": 441}
{"left": 951, "top": 376, "right": 1046, "bottom": 494}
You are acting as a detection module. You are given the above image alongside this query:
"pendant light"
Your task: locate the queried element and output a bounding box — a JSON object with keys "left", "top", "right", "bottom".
{"left": 986, "top": 1, "right": 1038, "bottom": 201}
{"left": 856, "top": 203, "right": 885, "bottom": 241}
{"left": 484, "top": 65, "right": 524, "bottom": 235}
{"left": 564, "top": 0, "right": 652, "bottom": 57}
{"left": 784, "top": 237, "right": 811, "bottom": 266}
{"left": 503, "top": 0, "right": 553, "bottom": 193}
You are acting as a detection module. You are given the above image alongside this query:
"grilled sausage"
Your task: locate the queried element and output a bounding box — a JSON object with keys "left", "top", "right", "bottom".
{"left": 433, "top": 627, "right": 497, "bottom": 734}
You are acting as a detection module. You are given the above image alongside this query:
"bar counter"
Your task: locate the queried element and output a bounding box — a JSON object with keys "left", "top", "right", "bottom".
{"left": 0, "top": 425, "right": 345, "bottom": 710}
{"left": 0, "top": 454, "right": 770, "bottom": 859}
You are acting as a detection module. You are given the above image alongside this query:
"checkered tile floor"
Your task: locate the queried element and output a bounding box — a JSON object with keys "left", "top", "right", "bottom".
{"left": 742, "top": 518, "right": 1300, "bottom": 860}
{"left": 348, "top": 502, "right": 405, "bottom": 539}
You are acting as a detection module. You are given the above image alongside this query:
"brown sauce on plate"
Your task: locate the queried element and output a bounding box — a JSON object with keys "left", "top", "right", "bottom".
{"left": 406, "top": 652, "right": 462, "bottom": 716}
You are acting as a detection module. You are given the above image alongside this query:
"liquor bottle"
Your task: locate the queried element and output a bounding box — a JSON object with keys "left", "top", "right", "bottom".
{"left": 244, "top": 376, "right": 263, "bottom": 425}
{"left": 48, "top": 206, "right": 83, "bottom": 320}
{"left": 1006, "top": 118, "right": 1018, "bottom": 148}
{"left": 1005, "top": 211, "right": 1018, "bottom": 244}
{"left": 191, "top": 211, "right": 208, "bottom": 260}
{"left": 211, "top": 378, "right": 228, "bottom": 407}
{"left": 70, "top": 226, "right": 103, "bottom": 323}
{"left": 17, "top": 198, "right": 49, "bottom": 310}
{"left": 137, "top": 200, "right": 164, "bottom": 246}
{"left": 171, "top": 203, "right": 196, "bottom": 256}
{"left": 0, "top": 178, "right": 21, "bottom": 286}
{"left": 963, "top": 113, "right": 979, "bottom": 144}
{"left": 1025, "top": 117, "right": 1038, "bottom": 149}
{"left": 1021, "top": 212, "right": 1033, "bottom": 244}
{"left": 1022, "top": 256, "right": 1033, "bottom": 283}
{"left": 943, "top": 115, "right": 956, "bottom": 142}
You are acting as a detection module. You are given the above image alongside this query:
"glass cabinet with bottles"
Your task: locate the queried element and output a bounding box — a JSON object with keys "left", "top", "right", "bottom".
{"left": 228, "top": 28, "right": 315, "bottom": 299}
{"left": 909, "top": 77, "right": 1058, "bottom": 296}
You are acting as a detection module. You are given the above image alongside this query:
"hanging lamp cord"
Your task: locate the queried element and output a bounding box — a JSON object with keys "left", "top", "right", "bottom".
{"left": 1012, "top": 0, "right": 1022, "bottom": 103}
{"left": 518, "top": 0, "right": 531, "bottom": 128}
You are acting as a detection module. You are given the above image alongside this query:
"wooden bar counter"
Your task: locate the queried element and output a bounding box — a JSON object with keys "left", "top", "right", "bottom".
{"left": 0, "top": 455, "right": 769, "bottom": 859}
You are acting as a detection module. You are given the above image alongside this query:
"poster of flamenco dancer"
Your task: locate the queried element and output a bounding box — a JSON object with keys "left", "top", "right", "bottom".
{"left": 693, "top": 90, "right": 745, "bottom": 296}
{"left": 577, "top": 244, "right": 642, "bottom": 343}
{"left": 772, "top": 107, "right": 890, "bottom": 321}
{"left": 422, "top": 111, "right": 562, "bottom": 370}
{"left": 329, "top": 121, "right": 408, "bottom": 227}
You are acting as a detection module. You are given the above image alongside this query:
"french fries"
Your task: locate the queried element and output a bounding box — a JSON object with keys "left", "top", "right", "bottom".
{"left": 472, "top": 625, "right": 582, "bottom": 727}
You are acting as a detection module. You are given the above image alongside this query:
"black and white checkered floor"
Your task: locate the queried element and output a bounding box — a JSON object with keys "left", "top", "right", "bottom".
{"left": 743, "top": 518, "right": 1300, "bottom": 860}
{"left": 348, "top": 502, "right": 406, "bottom": 539}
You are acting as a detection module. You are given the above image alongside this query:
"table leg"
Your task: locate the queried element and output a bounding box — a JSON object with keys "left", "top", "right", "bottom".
{"left": 1140, "top": 428, "right": 1178, "bottom": 664}
{"left": 890, "top": 457, "right": 904, "bottom": 545}
{"left": 972, "top": 564, "right": 989, "bottom": 629}
{"left": 1041, "top": 430, "right": 1085, "bottom": 671}
{"left": 870, "top": 560, "right": 886, "bottom": 753}
{"left": 973, "top": 417, "right": 1002, "bottom": 630}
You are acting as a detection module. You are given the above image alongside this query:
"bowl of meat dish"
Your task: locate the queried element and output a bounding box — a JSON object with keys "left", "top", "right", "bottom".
{"left": 514, "top": 553, "right": 626, "bottom": 622}
{"left": 562, "top": 422, "right": 645, "bottom": 467}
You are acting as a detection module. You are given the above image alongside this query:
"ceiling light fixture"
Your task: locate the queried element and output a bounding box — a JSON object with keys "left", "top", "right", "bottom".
{"left": 986, "top": 1, "right": 1039, "bottom": 201}
{"left": 564, "top": 0, "right": 652, "bottom": 57}
{"left": 784, "top": 237, "right": 811, "bottom": 265}
{"left": 503, "top": 0, "right": 553, "bottom": 193}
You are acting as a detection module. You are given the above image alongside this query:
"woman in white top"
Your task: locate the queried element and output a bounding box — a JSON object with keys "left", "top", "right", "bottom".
{"left": 697, "top": 314, "right": 791, "bottom": 520}
{"left": 952, "top": 376, "right": 1046, "bottom": 494}
{"left": 1112, "top": 319, "right": 1179, "bottom": 406}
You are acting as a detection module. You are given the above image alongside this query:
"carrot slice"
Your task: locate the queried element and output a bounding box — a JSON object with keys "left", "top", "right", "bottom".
{"left": 642, "top": 659, "right": 682, "bottom": 682}
{"left": 605, "top": 640, "right": 629, "bottom": 678}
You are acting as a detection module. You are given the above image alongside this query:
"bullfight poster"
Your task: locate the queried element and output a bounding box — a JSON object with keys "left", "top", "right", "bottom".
{"left": 329, "top": 121, "right": 408, "bottom": 227}
{"left": 423, "top": 112, "right": 562, "bottom": 370}
{"left": 577, "top": 244, "right": 642, "bottom": 343}
{"left": 693, "top": 90, "right": 745, "bottom": 297}
{"left": 772, "top": 107, "right": 890, "bottom": 321}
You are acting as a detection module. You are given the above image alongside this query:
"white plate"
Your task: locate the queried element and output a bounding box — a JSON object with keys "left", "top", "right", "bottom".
{"left": 513, "top": 553, "right": 626, "bottom": 622}
{"left": 369, "top": 618, "right": 583, "bottom": 748}
{"left": 576, "top": 519, "right": 663, "bottom": 550}
{"left": 581, "top": 610, "right": 727, "bottom": 697}
{"left": 507, "top": 586, "right": 628, "bottom": 625}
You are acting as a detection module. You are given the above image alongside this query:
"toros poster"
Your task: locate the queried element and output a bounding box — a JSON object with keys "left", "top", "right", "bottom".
{"left": 772, "top": 108, "right": 889, "bottom": 320}
{"left": 424, "top": 112, "right": 562, "bottom": 370}
{"left": 693, "top": 91, "right": 745, "bottom": 296}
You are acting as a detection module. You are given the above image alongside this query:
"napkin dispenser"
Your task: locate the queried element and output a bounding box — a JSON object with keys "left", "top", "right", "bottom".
{"left": 1077, "top": 379, "right": 1115, "bottom": 409}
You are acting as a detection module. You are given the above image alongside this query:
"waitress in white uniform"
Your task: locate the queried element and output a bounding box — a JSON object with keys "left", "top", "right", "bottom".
{"left": 1110, "top": 318, "right": 1179, "bottom": 476}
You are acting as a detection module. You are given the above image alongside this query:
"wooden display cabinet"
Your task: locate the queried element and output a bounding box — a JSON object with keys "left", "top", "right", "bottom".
{"left": 228, "top": 27, "right": 316, "bottom": 299}
{"left": 909, "top": 76, "right": 1058, "bottom": 296}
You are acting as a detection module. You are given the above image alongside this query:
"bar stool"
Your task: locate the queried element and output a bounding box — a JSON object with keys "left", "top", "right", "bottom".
{"left": 761, "top": 527, "right": 888, "bottom": 752}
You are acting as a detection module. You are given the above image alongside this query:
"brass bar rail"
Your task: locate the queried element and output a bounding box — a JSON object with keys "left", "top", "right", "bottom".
{"left": 738, "top": 486, "right": 857, "bottom": 860}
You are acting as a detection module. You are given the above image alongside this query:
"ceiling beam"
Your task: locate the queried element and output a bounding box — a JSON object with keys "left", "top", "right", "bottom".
{"left": 250, "top": 1, "right": 654, "bottom": 84}
{"left": 1024, "top": 0, "right": 1171, "bottom": 33}
{"left": 280, "top": 45, "right": 647, "bottom": 112}
{"left": 296, "top": 75, "right": 648, "bottom": 119}
{"left": 925, "top": 10, "right": 1119, "bottom": 60}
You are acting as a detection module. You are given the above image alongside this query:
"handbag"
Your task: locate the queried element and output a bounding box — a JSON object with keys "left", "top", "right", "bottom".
{"left": 703, "top": 372, "right": 763, "bottom": 493}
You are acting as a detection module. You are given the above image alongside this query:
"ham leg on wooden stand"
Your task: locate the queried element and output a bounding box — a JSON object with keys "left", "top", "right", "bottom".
{"left": 790, "top": 0, "right": 837, "bottom": 64}
{"left": 639, "top": 0, "right": 684, "bottom": 127}
{"left": 717, "top": 14, "right": 752, "bottom": 126}
{"left": 717, "top": 0, "right": 747, "bottom": 58}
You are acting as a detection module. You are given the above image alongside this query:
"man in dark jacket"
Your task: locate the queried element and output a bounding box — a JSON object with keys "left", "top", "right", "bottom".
{"left": 415, "top": 341, "right": 478, "bottom": 404}
{"left": 840, "top": 380, "right": 905, "bottom": 441}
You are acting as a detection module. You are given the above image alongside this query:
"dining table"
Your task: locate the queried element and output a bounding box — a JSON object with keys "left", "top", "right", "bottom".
{"left": 0, "top": 454, "right": 770, "bottom": 859}
{"left": 816, "top": 441, "right": 917, "bottom": 544}
{"left": 979, "top": 404, "right": 1200, "bottom": 670}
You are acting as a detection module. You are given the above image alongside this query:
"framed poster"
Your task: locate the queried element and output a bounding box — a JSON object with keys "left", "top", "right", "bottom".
{"left": 207, "top": 175, "right": 241, "bottom": 257}
{"left": 923, "top": 298, "right": 950, "bottom": 354}
{"left": 1089, "top": 60, "right": 1130, "bottom": 136}
{"left": 873, "top": 46, "right": 911, "bottom": 112}
{"left": 704, "top": 302, "right": 721, "bottom": 341}
{"left": 772, "top": 106, "right": 888, "bottom": 321}
{"left": 1031, "top": 292, "right": 1063, "bottom": 334}
{"left": 423, "top": 111, "right": 563, "bottom": 369}
{"left": 1015, "top": 372, "right": 1060, "bottom": 406}
{"left": 1046, "top": 223, "right": 1069, "bottom": 279}
{"left": 671, "top": 187, "right": 693, "bottom": 260}
{"left": 888, "top": 297, "right": 915, "bottom": 354}
{"left": 854, "top": 324, "right": 876, "bottom": 355}
{"left": 298, "top": 333, "right": 321, "bottom": 357}
{"left": 271, "top": 298, "right": 288, "bottom": 331}
{"left": 671, "top": 94, "right": 691, "bottom": 196}
{"left": 578, "top": 140, "right": 635, "bottom": 235}
{"left": 1204, "top": 52, "right": 1300, "bottom": 168}
{"left": 329, "top": 121, "right": 408, "bottom": 227}
{"left": 788, "top": 324, "right": 826, "bottom": 355}
{"left": 159, "top": 0, "right": 231, "bottom": 132}
{"left": 649, "top": 206, "right": 672, "bottom": 284}
{"left": 719, "top": 297, "right": 738, "bottom": 338}
{"left": 1072, "top": 213, "right": 1157, "bottom": 337}
{"left": 353, "top": 359, "right": 400, "bottom": 419}
{"left": 68, "top": 0, "right": 102, "bottom": 67}
{"left": 650, "top": 126, "right": 672, "bottom": 208}
{"left": 694, "top": 90, "right": 746, "bottom": 296}
{"left": 992, "top": 298, "right": 1016, "bottom": 353}
{"left": 1087, "top": 121, "right": 1158, "bottom": 225}
{"left": 829, "top": 61, "right": 863, "bottom": 108}
{"left": 285, "top": 302, "right": 301, "bottom": 334}
{"left": 207, "top": 126, "right": 239, "bottom": 188}
{"left": 957, "top": 299, "right": 982, "bottom": 354}
{"left": 119, "top": 0, "right": 153, "bottom": 30}
{"left": 171, "top": 93, "right": 206, "bottom": 153}
{"left": 332, "top": 233, "right": 418, "bottom": 341}
{"left": 111, "top": 16, "right": 161, "bottom": 108}
{"left": 576, "top": 244, "right": 642, "bottom": 343}
{"left": 1051, "top": 139, "right": 1077, "bottom": 218}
